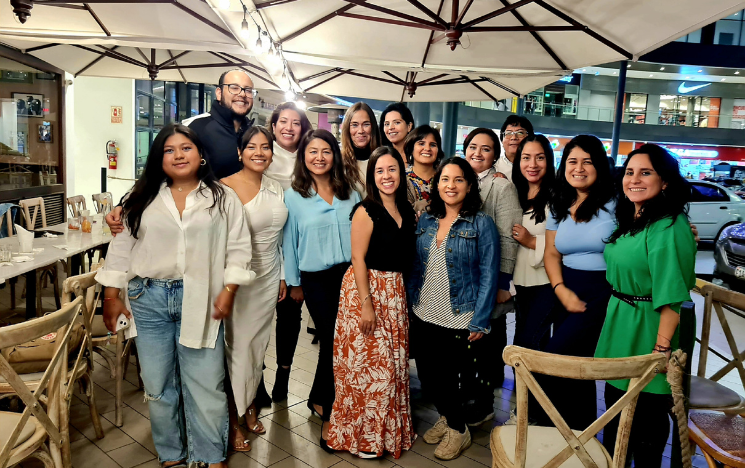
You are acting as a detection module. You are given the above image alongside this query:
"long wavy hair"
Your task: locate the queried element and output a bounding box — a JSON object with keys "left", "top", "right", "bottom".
{"left": 427, "top": 157, "right": 482, "bottom": 218}
{"left": 267, "top": 101, "right": 312, "bottom": 148}
{"left": 292, "top": 129, "right": 355, "bottom": 200}
{"left": 608, "top": 144, "right": 691, "bottom": 243}
{"left": 511, "top": 134, "right": 555, "bottom": 225}
{"left": 123, "top": 123, "right": 225, "bottom": 238}
{"left": 341, "top": 102, "right": 380, "bottom": 186}
{"left": 364, "top": 146, "right": 410, "bottom": 211}
{"left": 404, "top": 125, "right": 443, "bottom": 167}
{"left": 550, "top": 134, "right": 616, "bottom": 223}
{"left": 379, "top": 102, "right": 415, "bottom": 148}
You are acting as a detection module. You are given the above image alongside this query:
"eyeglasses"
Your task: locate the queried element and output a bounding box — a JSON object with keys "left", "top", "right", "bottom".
{"left": 503, "top": 130, "right": 529, "bottom": 139}
{"left": 222, "top": 84, "right": 257, "bottom": 97}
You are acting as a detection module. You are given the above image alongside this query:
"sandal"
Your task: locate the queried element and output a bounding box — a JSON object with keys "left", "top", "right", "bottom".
{"left": 230, "top": 425, "right": 252, "bottom": 452}
{"left": 246, "top": 408, "right": 266, "bottom": 435}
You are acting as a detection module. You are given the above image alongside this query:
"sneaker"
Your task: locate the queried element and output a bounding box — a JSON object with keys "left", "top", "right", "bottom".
{"left": 503, "top": 409, "right": 537, "bottom": 426}
{"left": 465, "top": 403, "right": 494, "bottom": 427}
{"left": 423, "top": 416, "right": 449, "bottom": 444}
{"left": 434, "top": 427, "right": 472, "bottom": 460}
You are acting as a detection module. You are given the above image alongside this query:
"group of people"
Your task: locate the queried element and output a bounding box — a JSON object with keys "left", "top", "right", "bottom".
{"left": 96, "top": 67, "right": 697, "bottom": 468}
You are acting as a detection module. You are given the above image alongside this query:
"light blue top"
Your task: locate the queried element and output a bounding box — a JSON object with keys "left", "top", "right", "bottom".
{"left": 283, "top": 188, "right": 362, "bottom": 286}
{"left": 546, "top": 200, "right": 616, "bottom": 271}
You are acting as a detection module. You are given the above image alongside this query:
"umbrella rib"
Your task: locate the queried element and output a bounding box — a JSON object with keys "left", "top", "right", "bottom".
{"left": 497, "top": 0, "right": 567, "bottom": 70}
{"left": 135, "top": 48, "right": 150, "bottom": 64}
{"left": 339, "top": 12, "right": 440, "bottom": 31}
{"left": 454, "top": 0, "right": 474, "bottom": 26}
{"left": 255, "top": 0, "right": 300, "bottom": 9}
{"left": 74, "top": 45, "right": 118, "bottom": 77}
{"left": 463, "top": 76, "right": 499, "bottom": 101}
{"left": 404, "top": 0, "right": 448, "bottom": 28}
{"left": 415, "top": 73, "right": 448, "bottom": 85}
{"left": 219, "top": 52, "right": 271, "bottom": 75}
{"left": 83, "top": 3, "right": 111, "bottom": 36}
{"left": 73, "top": 44, "right": 147, "bottom": 68}
{"left": 534, "top": 0, "right": 632, "bottom": 59}
{"left": 382, "top": 71, "right": 407, "bottom": 85}
{"left": 167, "top": 50, "right": 188, "bottom": 83}
{"left": 305, "top": 69, "right": 352, "bottom": 92}
{"left": 34, "top": 3, "right": 86, "bottom": 9}
{"left": 345, "top": 71, "right": 401, "bottom": 85}
{"left": 298, "top": 68, "right": 342, "bottom": 83}
{"left": 25, "top": 43, "right": 61, "bottom": 53}
{"left": 399, "top": 71, "right": 409, "bottom": 102}
{"left": 281, "top": 3, "right": 356, "bottom": 43}
{"left": 158, "top": 50, "right": 190, "bottom": 68}
{"left": 460, "top": 0, "right": 535, "bottom": 29}
{"left": 211, "top": 52, "right": 279, "bottom": 88}
{"left": 463, "top": 25, "right": 580, "bottom": 32}
{"left": 170, "top": 1, "right": 236, "bottom": 40}
{"left": 420, "top": 0, "right": 445, "bottom": 68}
{"left": 341, "top": 0, "right": 446, "bottom": 30}
{"left": 481, "top": 76, "right": 519, "bottom": 97}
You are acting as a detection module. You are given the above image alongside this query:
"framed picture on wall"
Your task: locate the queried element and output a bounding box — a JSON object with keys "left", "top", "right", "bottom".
{"left": 12, "top": 93, "right": 45, "bottom": 117}
{"left": 38, "top": 122, "right": 52, "bottom": 143}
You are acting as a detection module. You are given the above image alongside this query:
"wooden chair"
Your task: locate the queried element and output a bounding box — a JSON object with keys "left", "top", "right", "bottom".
{"left": 66, "top": 196, "right": 86, "bottom": 219}
{"left": 687, "top": 280, "right": 745, "bottom": 468}
{"left": 490, "top": 346, "right": 666, "bottom": 468}
{"left": 91, "top": 193, "right": 112, "bottom": 215}
{"left": 0, "top": 296, "right": 83, "bottom": 468}
{"left": 3, "top": 206, "right": 19, "bottom": 310}
{"left": 19, "top": 197, "right": 61, "bottom": 314}
{"left": 64, "top": 260, "right": 139, "bottom": 427}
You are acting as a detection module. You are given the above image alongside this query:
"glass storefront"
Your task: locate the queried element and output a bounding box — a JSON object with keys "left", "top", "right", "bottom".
{"left": 0, "top": 59, "right": 62, "bottom": 191}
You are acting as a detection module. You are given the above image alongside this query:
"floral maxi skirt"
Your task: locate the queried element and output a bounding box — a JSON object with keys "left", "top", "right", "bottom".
{"left": 327, "top": 267, "right": 416, "bottom": 459}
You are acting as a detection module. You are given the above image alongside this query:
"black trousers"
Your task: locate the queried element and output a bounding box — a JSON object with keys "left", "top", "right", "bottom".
{"left": 274, "top": 292, "right": 304, "bottom": 368}
{"left": 514, "top": 284, "right": 557, "bottom": 351}
{"left": 300, "top": 263, "right": 349, "bottom": 422}
{"left": 469, "top": 314, "right": 507, "bottom": 407}
{"left": 413, "top": 315, "right": 487, "bottom": 432}
{"left": 532, "top": 266, "right": 612, "bottom": 430}
{"left": 602, "top": 383, "right": 674, "bottom": 468}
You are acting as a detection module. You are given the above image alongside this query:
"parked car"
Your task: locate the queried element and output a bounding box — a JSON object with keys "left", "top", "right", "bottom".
{"left": 714, "top": 223, "right": 745, "bottom": 284}
{"left": 688, "top": 181, "right": 745, "bottom": 242}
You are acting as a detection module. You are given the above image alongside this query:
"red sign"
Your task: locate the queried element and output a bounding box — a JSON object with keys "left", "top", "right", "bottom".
{"left": 111, "top": 106, "right": 123, "bottom": 124}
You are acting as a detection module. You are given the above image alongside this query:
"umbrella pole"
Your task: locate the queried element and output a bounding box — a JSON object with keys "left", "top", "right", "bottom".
{"left": 610, "top": 60, "right": 628, "bottom": 163}
{"left": 442, "top": 102, "right": 459, "bottom": 157}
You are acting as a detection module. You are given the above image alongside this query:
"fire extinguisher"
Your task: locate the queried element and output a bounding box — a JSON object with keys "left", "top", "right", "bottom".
{"left": 106, "top": 140, "right": 118, "bottom": 170}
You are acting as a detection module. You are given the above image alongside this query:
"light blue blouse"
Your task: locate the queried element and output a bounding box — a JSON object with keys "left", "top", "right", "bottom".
{"left": 546, "top": 200, "right": 616, "bottom": 272}
{"left": 283, "top": 188, "right": 362, "bottom": 286}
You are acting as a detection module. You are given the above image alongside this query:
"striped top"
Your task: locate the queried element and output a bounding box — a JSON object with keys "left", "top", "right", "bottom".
{"left": 414, "top": 221, "right": 474, "bottom": 330}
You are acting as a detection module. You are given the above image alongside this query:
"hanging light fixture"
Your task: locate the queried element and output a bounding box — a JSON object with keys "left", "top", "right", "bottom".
{"left": 259, "top": 30, "right": 271, "bottom": 53}
{"left": 240, "top": 5, "right": 250, "bottom": 39}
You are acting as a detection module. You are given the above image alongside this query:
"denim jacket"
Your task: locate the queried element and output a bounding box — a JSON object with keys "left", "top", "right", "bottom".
{"left": 407, "top": 211, "right": 500, "bottom": 333}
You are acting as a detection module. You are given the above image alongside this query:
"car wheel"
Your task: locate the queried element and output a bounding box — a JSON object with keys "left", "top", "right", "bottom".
{"left": 715, "top": 222, "right": 739, "bottom": 244}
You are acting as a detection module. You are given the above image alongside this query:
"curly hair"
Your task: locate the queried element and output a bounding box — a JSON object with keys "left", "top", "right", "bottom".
{"left": 427, "top": 157, "right": 482, "bottom": 218}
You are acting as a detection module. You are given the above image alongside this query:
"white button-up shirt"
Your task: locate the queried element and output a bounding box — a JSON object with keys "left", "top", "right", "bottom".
{"left": 494, "top": 155, "right": 513, "bottom": 181}
{"left": 96, "top": 183, "right": 255, "bottom": 349}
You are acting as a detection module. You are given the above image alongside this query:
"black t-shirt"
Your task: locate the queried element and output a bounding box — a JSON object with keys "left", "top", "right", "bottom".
{"left": 352, "top": 200, "right": 416, "bottom": 273}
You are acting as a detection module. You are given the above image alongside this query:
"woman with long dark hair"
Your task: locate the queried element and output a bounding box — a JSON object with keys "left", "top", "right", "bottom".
{"left": 221, "top": 126, "right": 288, "bottom": 450}
{"left": 380, "top": 103, "right": 415, "bottom": 159}
{"left": 408, "top": 157, "right": 499, "bottom": 461}
{"left": 405, "top": 125, "right": 442, "bottom": 212}
{"left": 542, "top": 134, "right": 617, "bottom": 430}
{"left": 263, "top": 101, "right": 313, "bottom": 403}
{"left": 510, "top": 135, "right": 556, "bottom": 350}
{"left": 596, "top": 144, "right": 695, "bottom": 466}
{"left": 341, "top": 102, "right": 381, "bottom": 189}
{"left": 283, "top": 129, "right": 361, "bottom": 450}
{"left": 328, "top": 146, "right": 417, "bottom": 459}
{"left": 97, "top": 123, "right": 254, "bottom": 468}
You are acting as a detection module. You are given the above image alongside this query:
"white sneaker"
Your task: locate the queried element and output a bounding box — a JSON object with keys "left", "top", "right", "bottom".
{"left": 423, "top": 416, "right": 448, "bottom": 444}
{"left": 434, "top": 427, "right": 472, "bottom": 460}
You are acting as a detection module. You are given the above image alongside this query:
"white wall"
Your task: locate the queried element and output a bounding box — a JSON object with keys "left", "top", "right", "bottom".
{"left": 66, "top": 76, "right": 135, "bottom": 206}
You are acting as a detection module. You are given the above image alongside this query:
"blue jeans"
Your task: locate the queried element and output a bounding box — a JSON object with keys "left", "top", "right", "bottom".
{"left": 128, "top": 277, "right": 228, "bottom": 465}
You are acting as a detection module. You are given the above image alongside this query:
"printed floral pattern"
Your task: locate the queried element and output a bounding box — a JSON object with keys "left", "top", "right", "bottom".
{"left": 407, "top": 167, "right": 431, "bottom": 203}
{"left": 328, "top": 267, "right": 416, "bottom": 459}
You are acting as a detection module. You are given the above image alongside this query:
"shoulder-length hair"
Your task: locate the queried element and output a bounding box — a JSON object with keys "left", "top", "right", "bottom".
{"left": 240, "top": 125, "right": 274, "bottom": 153}
{"left": 364, "top": 146, "right": 409, "bottom": 210}
{"left": 123, "top": 123, "right": 225, "bottom": 239}
{"left": 267, "top": 101, "right": 312, "bottom": 142}
{"left": 379, "top": 102, "right": 415, "bottom": 147}
{"left": 404, "top": 125, "right": 443, "bottom": 166}
{"left": 511, "top": 134, "right": 555, "bottom": 224}
{"left": 608, "top": 144, "right": 691, "bottom": 243}
{"left": 427, "top": 157, "right": 482, "bottom": 218}
{"left": 550, "top": 134, "right": 616, "bottom": 223}
{"left": 292, "top": 129, "right": 354, "bottom": 200}
{"left": 341, "top": 102, "right": 380, "bottom": 186}
{"left": 463, "top": 127, "right": 501, "bottom": 163}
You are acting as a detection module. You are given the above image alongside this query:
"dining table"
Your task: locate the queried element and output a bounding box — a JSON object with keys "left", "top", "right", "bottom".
{"left": 0, "top": 223, "right": 113, "bottom": 319}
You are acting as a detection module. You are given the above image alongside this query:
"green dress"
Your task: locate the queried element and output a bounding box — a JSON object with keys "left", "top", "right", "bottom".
{"left": 594, "top": 215, "right": 696, "bottom": 394}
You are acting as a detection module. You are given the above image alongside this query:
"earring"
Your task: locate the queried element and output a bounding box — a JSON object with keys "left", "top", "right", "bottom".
{"left": 238, "top": 155, "right": 242, "bottom": 162}
{"left": 200, "top": 158, "right": 206, "bottom": 166}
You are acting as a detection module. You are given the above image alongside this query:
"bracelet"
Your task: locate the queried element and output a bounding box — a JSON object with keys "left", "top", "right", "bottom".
{"left": 657, "top": 333, "right": 672, "bottom": 343}
{"left": 553, "top": 282, "right": 564, "bottom": 292}
{"left": 653, "top": 344, "right": 672, "bottom": 353}
{"left": 361, "top": 294, "right": 371, "bottom": 306}
{"left": 225, "top": 285, "right": 236, "bottom": 295}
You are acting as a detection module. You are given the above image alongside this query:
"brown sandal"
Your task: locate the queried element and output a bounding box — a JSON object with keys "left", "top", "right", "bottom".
{"left": 230, "top": 425, "right": 252, "bottom": 452}
{"left": 246, "top": 408, "right": 266, "bottom": 435}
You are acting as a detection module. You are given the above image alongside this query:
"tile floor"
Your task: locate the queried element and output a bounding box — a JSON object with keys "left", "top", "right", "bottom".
{"left": 0, "top": 272, "right": 736, "bottom": 468}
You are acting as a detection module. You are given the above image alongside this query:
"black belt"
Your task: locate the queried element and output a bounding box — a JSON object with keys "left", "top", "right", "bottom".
{"left": 612, "top": 289, "right": 652, "bottom": 307}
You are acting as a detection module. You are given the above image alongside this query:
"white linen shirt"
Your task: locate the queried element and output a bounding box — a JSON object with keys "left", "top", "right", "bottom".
{"left": 96, "top": 183, "right": 255, "bottom": 349}
{"left": 494, "top": 155, "right": 514, "bottom": 181}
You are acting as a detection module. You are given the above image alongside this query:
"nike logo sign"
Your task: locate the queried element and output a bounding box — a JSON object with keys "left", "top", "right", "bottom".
{"left": 678, "top": 82, "right": 712, "bottom": 94}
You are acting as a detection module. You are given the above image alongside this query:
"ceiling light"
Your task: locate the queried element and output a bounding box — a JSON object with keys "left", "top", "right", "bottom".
{"left": 686, "top": 76, "right": 691, "bottom": 79}
{"left": 218, "top": 0, "right": 230, "bottom": 9}
{"left": 240, "top": 18, "right": 250, "bottom": 38}
{"left": 259, "top": 30, "right": 271, "bottom": 53}
{"left": 295, "top": 101, "right": 307, "bottom": 110}
{"left": 722, "top": 78, "right": 727, "bottom": 81}
{"left": 698, "top": 69, "right": 703, "bottom": 72}
{"left": 649, "top": 74, "right": 653, "bottom": 77}
{"left": 285, "top": 90, "right": 295, "bottom": 101}
{"left": 627, "top": 64, "right": 631, "bottom": 68}
{"left": 660, "top": 67, "right": 665, "bottom": 71}
{"left": 582, "top": 68, "right": 587, "bottom": 72}
{"left": 736, "top": 71, "right": 741, "bottom": 75}
{"left": 613, "top": 71, "right": 617, "bottom": 75}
